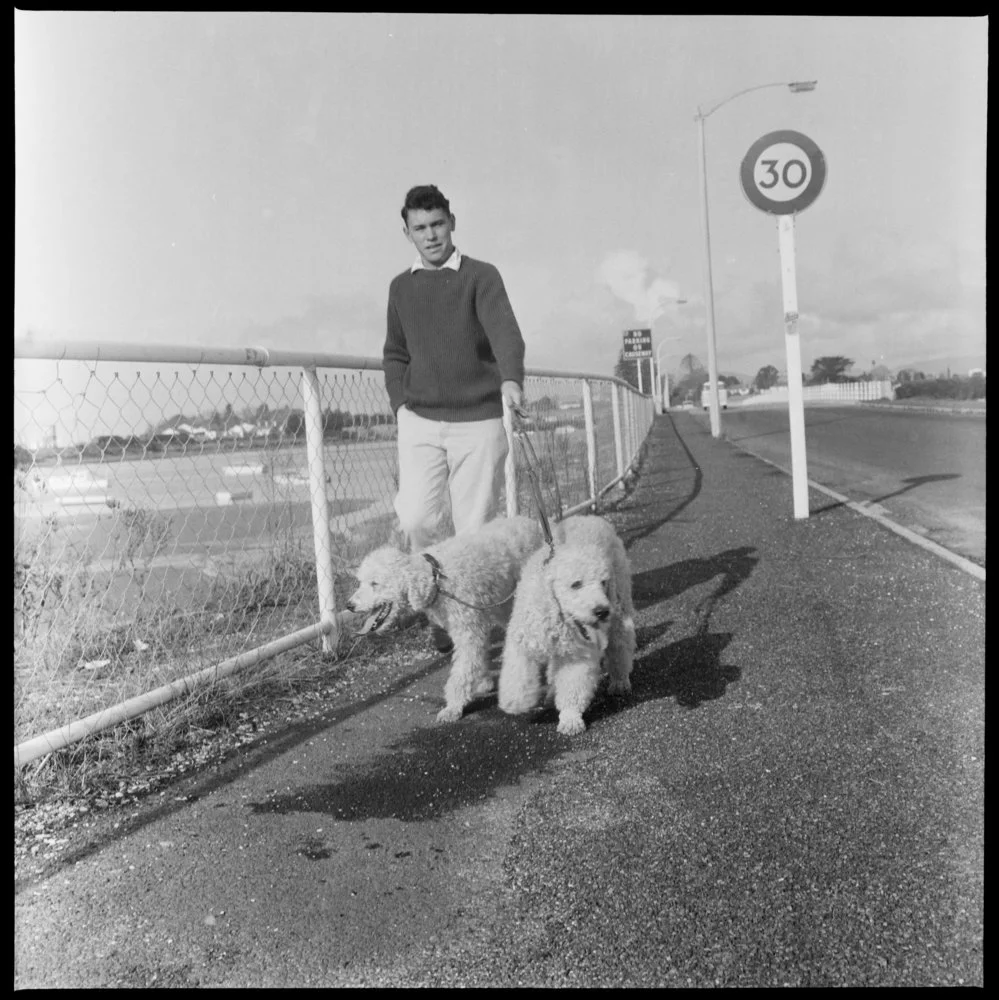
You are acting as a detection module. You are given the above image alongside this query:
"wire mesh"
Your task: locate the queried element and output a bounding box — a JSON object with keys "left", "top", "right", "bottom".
{"left": 14, "top": 349, "right": 652, "bottom": 752}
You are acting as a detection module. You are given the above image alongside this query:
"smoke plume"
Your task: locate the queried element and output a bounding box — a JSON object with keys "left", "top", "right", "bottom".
{"left": 597, "top": 250, "right": 682, "bottom": 324}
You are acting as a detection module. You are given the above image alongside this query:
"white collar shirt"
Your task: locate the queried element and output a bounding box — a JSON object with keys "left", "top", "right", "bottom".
{"left": 410, "top": 247, "right": 463, "bottom": 273}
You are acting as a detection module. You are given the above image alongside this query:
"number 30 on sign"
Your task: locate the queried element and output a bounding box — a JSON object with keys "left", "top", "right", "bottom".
{"left": 740, "top": 130, "right": 826, "bottom": 216}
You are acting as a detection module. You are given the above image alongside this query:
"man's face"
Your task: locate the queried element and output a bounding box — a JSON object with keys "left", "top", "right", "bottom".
{"left": 403, "top": 207, "right": 456, "bottom": 269}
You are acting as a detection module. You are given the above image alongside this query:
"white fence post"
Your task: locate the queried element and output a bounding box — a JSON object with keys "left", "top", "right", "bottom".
{"left": 581, "top": 379, "right": 597, "bottom": 510}
{"left": 628, "top": 391, "right": 637, "bottom": 466}
{"left": 503, "top": 399, "right": 518, "bottom": 517}
{"left": 301, "top": 367, "right": 339, "bottom": 654}
{"left": 611, "top": 383, "right": 625, "bottom": 486}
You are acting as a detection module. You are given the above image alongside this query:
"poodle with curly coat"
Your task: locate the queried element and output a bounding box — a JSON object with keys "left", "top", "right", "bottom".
{"left": 498, "top": 514, "right": 635, "bottom": 736}
{"left": 346, "top": 515, "right": 545, "bottom": 723}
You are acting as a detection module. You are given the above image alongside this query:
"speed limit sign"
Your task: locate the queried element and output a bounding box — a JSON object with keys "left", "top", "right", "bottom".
{"left": 740, "top": 130, "right": 826, "bottom": 215}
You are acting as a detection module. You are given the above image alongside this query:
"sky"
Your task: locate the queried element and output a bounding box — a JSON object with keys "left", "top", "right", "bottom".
{"left": 15, "top": 13, "right": 988, "bottom": 390}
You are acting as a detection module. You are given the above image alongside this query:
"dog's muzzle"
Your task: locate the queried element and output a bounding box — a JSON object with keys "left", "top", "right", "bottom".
{"left": 571, "top": 606, "right": 610, "bottom": 644}
{"left": 353, "top": 601, "right": 394, "bottom": 635}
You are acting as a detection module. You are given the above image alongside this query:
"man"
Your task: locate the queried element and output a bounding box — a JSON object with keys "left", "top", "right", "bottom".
{"left": 384, "top": 184, "right": 527, "bottom": 651}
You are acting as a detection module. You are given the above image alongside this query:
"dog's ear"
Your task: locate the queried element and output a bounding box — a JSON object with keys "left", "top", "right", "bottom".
{"left": 405, "top": 557, "right": 438, "bottom": 611}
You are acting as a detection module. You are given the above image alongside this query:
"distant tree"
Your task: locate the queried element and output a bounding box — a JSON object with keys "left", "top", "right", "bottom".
{"left": 660, "top": 353, "right": 705, "bottom": 404}
{"left": 613, "top": 351, "right": 641, "bottom": 390}
{"left": 895, "top": 373, "right": 986, "bottom": 401}
{"left": 754, "top": 365, "right": 780, "bottom": 390}
{"left": 809, "top": 355, "right": 854, "bottom": 385}
{"left": 322, "top": 408, "right": 352, "bottom": 436}
{"left": 283, "top": 411, "right": 306, "bottom": 437}
{"left": 671, "top": 371, "right": 708, "bottom": 405}
{"left": 678, "top": 353, "right": 706, "bottom": 377}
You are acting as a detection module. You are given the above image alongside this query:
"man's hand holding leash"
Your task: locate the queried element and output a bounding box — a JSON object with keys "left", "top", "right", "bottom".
{"left": 502, "top": 379, "right": 529, "bottom": 423}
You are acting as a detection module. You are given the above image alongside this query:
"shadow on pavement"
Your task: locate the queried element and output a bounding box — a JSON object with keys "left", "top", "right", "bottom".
{"left": 26, "top": 654, "right": 451, "bottom": 884}
{"left": 631, "top": 546, "right": 759, "bottom": 610}
{"left": 588, "top": 629, "right": 741, "bottom": 720}
{"left": 247, "top": 704, "right": 571, "bottom": 823}
{"left": 811, "top": 472, "right": 961, "bottom": 515}
{"left": 616, "top": 414, "right": 702, "bottom": 551}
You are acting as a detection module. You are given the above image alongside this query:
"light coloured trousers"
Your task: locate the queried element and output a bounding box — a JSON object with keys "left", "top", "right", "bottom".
{"left": 394, "top": 405, "right": 509, "bottom": 551}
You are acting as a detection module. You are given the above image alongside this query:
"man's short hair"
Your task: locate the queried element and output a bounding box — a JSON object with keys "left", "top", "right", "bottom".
{"left": 401, "top": 184, "right": 451, "bottom": 223}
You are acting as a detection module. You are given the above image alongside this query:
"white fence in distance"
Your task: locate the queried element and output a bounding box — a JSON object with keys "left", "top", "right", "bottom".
{"left": 736, "top": 380, "right": 896, "bottom": 405}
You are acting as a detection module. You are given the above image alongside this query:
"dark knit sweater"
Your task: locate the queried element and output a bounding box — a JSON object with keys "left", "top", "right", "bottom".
{"left": 384, "top": 255, "right": 526, "bottom": 422}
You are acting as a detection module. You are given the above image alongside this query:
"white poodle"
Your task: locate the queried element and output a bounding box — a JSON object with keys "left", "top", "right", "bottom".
{"left": 498, "top": 514, "right": 635, "bottom": 736}
{"left": 345, "top": 515, "right": 545, "bottom": 723}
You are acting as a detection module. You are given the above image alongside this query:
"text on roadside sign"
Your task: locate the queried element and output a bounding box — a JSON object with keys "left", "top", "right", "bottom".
{"left": 740, "top": 130, "right": 826, "bottom": 216}
{"left": 622, "top": 328, "right": 652, "bottom": 359}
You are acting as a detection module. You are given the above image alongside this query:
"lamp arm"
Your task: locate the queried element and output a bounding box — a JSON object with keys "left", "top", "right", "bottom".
{"left": 696, "top": 80, "right": 791, "bottom": 120}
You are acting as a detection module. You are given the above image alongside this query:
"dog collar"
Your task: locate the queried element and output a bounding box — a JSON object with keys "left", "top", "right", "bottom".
{"left": 421, "top": 552, "right": 444, "bottom": 605}
{"left": 421, "top": 551, "right": 517, "bottom": 611}
{"left": 422, "top": 552, "right": 444, "bottom": 580}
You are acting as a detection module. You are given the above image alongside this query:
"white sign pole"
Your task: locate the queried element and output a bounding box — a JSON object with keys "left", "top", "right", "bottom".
{"left": 778, "top": 213, "right": 809, "bottom": 519}
{"left": 636, "top": 359, "right": 644, "bottom": 394}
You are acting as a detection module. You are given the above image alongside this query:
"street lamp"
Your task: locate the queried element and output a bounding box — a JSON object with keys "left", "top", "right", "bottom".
{"left": 653, "top": 296, "right": 688, "bottom": 414}
{"left": 695, "top": 79, "right": 817, "bottom": 438}
{"left": 654, "top": 338, "right": 680, "bottom": 414}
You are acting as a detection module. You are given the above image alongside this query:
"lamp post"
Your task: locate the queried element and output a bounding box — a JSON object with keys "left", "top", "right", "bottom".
{"left": 654, "top": 322, "right": 686, "bottom": 414}
{"left": 651, "top": 299, "right": 687, "bottom": 415}
{"left": 695, "top": 79, "right": 817, "bottom": 438}
{"left": 654, "top": 339, "right": 678, "bottom": 414}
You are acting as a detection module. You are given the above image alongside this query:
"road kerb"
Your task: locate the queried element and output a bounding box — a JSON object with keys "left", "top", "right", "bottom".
{"left": 727, "top": 444, "right": 986, "bottom": 583}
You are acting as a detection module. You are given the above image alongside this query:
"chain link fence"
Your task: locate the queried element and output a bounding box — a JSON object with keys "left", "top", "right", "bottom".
{"left": 14, "top": 341, "right": 655, "bottom": 764}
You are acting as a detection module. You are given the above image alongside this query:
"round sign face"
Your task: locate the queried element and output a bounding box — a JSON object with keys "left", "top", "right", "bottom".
{"left": 740, "top": 130, "right": 826, "bottom": 215}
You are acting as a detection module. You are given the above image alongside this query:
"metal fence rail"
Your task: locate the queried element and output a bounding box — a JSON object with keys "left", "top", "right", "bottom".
{"left": 14, "top": 340, "right": 655, "bottom": 765}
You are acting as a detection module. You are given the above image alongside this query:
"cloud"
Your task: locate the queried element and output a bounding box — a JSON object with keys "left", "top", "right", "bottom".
{"left": 704, "top": 224, "right": 985, "bottom": 379}
{"left": 241, "top": 291, "right": 383, "bottom": 356}
{"left": 803, "top": 232, "right": 972, "bottom": 326}
{"left": 596, "top": 250, "right": 683, "bottom": 325}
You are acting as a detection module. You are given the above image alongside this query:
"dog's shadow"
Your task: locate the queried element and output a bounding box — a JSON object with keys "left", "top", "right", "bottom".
{"left": 585, "top": 629, "right": 741, "bottom": 731}
{"left": 588, "top": 546, "right": 754, "bottom": 719}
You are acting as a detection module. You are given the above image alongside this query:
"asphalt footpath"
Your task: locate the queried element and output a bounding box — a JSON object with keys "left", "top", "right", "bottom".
{"left": 14, "top": 412, "right": 984, "bottom": 988}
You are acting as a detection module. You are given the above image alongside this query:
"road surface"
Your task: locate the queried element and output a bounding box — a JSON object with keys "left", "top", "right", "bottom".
{"left": 704, "top": 403, "right": 985, "bottom": 566}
